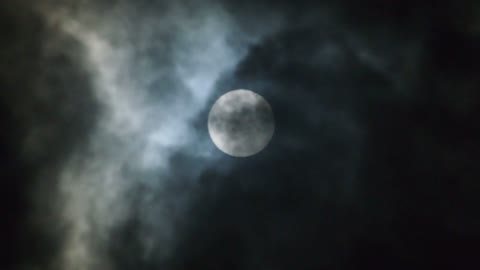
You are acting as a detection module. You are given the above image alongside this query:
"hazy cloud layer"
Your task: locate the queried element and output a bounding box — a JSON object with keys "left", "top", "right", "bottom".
{"left": 24, "top": 1, "right": 283, "bottom": 269}
{"left": 2, "top": 1, "right": 480, "bottom": 270}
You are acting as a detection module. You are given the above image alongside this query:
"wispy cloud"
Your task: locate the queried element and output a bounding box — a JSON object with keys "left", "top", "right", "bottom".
{"left": 36, "top": 1, "right": 281, "bottom": 269}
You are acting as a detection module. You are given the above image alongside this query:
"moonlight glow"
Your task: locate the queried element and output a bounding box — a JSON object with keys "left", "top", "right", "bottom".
{"left": 208, "top": 89, "right": 275, "bottom": 157}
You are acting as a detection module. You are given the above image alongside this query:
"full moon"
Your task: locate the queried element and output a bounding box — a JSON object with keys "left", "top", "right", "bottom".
{"left": 208, "top": 89, "right": 275, "bottom": 157}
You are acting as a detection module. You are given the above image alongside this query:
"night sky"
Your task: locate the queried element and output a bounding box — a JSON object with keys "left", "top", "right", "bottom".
{"left": 2, "top": 1, "right": 480, "bottom": 270}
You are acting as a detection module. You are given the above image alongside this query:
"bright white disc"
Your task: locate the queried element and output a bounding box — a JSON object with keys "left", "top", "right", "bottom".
{"left": 208, "top": 89, "right": 275, "bottom": 157}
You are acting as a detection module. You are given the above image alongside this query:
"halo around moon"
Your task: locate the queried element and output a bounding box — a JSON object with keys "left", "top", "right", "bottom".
{"left": 208, "top": 89, "right": 275, "bottom": 157}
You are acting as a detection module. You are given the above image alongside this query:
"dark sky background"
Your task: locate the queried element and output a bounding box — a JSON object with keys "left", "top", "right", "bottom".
{"left": 1, "top": 0, "right": 480, "bottom": 270}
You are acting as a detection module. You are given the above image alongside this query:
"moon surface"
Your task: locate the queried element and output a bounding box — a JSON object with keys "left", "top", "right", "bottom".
{"left": 208, "top": 89, "right": 275, "bottom": 157}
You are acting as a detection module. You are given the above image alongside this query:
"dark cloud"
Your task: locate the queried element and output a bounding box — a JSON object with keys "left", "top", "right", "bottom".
{"left": 2, "top": 0, "right": 480, "bottom": 270}
{"left": 0, "top": 1, "right": 101, "bottom": 269}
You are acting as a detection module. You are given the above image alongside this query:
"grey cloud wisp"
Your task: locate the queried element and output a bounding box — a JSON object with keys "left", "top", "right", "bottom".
{"left": 31, "top": 1, "right": 281, "bottom": 269}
